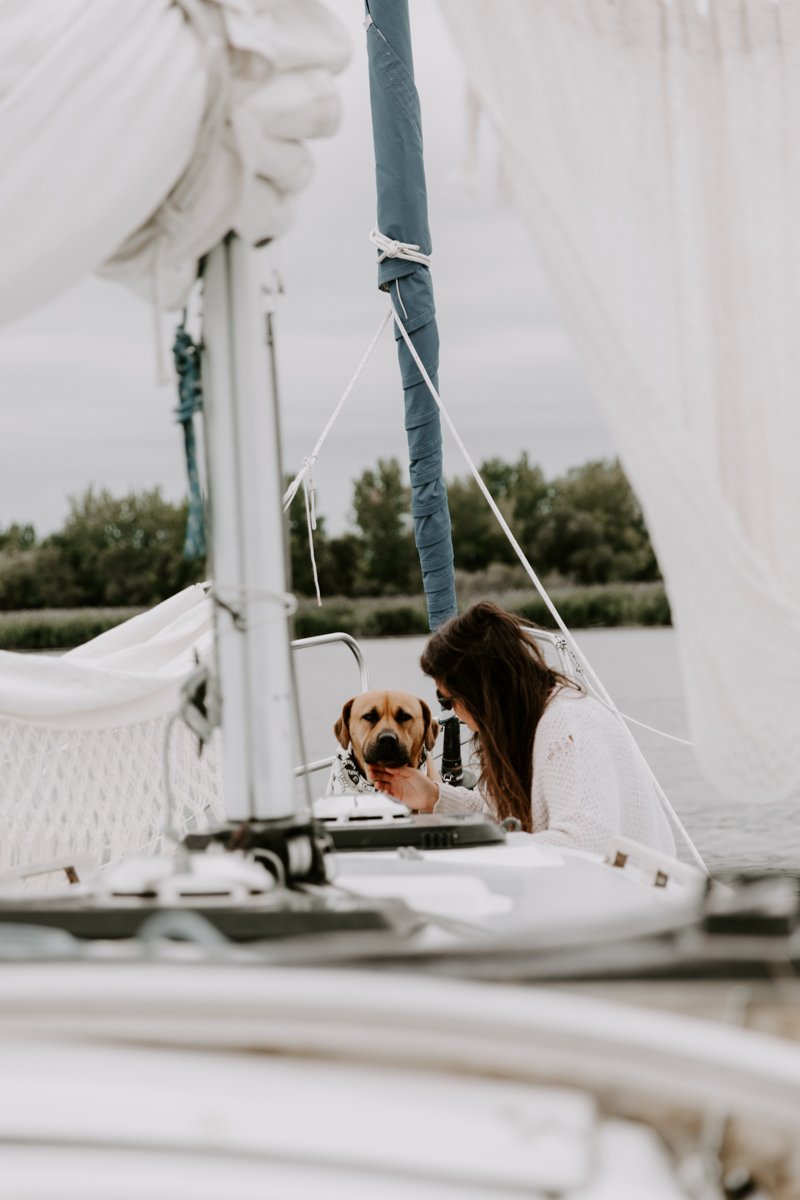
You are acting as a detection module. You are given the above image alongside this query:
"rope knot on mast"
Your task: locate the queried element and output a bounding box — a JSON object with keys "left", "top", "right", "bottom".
{"left": 369, "top": 226, "right": 431, "bottom": 267}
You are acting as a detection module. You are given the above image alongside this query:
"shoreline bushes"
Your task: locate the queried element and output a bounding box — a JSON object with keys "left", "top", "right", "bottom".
{"left": 0, "top": 583, "right": 671, "bottom": 651}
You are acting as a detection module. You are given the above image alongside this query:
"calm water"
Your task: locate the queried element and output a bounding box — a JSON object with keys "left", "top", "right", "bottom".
{"left": 292, "top": 628, "right": 800, "bottom": 876}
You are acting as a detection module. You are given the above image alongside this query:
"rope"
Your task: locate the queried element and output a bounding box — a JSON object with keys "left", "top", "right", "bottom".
{"left": 283, "top": 229, "right": 428, "bottom": 602}
{"left": 210, "top": 585, "right": 297, "bottom": 633}
{"left": 172, "top": 320, "right": 207, "bottom": 560}
{"left": 597, "top": 708, "right": 693, "bottom": 748}
{"left": 369, "top": 226, "right": 432, "bottom": 268}
{"left": 282, "top": 310, "right": 392, "bottom": 604}
{"left": 301, "top": 459, "right": 322, "bottom": 607}
{"left": 387, "top": 289, "right": 708, "bottom": 874}
{"left": 283, "top": 310, "right": 392, "bottom": 510}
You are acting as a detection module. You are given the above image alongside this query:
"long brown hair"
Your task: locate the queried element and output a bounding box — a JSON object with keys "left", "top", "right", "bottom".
{"left": 420, "top": 602, "right": 578, "bottom": 831}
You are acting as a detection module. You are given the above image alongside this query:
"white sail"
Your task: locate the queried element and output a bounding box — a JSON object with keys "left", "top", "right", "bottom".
{"left": 0, "top": 0, "right": 349, "bottom": 324}
{"left": 439, "top": 0, "right": 800, "bottom": 803}
{"left": 0, "top": 0, "right": 350, "bottom": 866}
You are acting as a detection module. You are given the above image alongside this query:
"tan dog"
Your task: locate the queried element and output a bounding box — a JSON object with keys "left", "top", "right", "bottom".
{"left": 333, "top": 689, "right": 439, "bottom": 785}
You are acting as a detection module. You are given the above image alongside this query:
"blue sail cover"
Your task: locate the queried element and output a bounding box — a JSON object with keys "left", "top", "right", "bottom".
{"left": 365, "top": 0, "right": 456, "bottom": 630}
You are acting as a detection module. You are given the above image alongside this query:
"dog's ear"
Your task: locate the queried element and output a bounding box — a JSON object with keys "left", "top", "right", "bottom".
{"left": 420, "top": 700, "right": 439, "bottom": 751}
{"left": 333, "top": 698, "right": 355, "bottom": 749}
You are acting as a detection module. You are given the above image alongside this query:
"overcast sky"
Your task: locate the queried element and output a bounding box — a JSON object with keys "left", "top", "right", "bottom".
{"left": 0, "top": 0, "right": 614, "bottom": 537}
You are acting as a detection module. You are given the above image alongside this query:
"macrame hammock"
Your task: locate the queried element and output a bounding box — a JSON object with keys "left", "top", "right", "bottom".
{"left": 0, "top": 587, "right": 223, "bottom": 878}
{"left": 2, "top": 0, "right": 796, "bottom": 880}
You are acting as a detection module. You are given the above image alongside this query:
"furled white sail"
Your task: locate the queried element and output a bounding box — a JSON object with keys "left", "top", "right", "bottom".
{"left": 439, "top": 0, "right": 800, "bottom": 804}
{"left": 0, "top": 0, "right": 349, "bottom": 324}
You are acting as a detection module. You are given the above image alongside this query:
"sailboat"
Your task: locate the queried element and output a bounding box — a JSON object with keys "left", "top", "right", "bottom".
{"left": 1, "top": 0, "right": 799, "bottom": 1193}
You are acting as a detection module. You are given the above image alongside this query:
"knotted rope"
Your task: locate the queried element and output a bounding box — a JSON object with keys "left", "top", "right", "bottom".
{"left": 369, "top": 226, "right": 432, "bottom": 268}
{"left": 172, "top": 321, "right": 206, "bottom": 560}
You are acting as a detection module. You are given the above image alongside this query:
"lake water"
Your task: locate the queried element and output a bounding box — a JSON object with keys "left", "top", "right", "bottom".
{"left": 292, "top": 627, "right": 800, "bottom": 877}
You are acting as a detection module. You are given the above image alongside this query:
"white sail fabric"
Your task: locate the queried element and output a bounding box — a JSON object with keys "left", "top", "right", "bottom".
{"left": 0, "top": 0, "right": 349, "bottom": 324}
{"left": 440, "top": 0, "right": 800, "bottom": 804}
{"left": 0, "top": 587, "right": 223, "bottom": 873}
{"left": 0, "top": 1, "right": 349, "bottom": 868}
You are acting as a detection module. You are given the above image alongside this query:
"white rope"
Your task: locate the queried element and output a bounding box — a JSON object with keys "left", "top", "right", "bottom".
{"left": 302, "top": 460, "right": 322, "bottom": 607}
{"left": 369, "top": 226, "right": 432, "bottom": 268}
{"left": 387, "top": 290, "right": 707, "bottom": 873}
{"left": 596, "top": 706, "right": 694, "bottom": 748}
{"left": 282, "top": 309, "right": 391, "bottom": 609}
{"left": 283, "top": 309, "right": 392, "bottom": 510}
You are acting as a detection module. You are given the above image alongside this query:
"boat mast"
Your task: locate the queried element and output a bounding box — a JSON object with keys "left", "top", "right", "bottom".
{"left": 202, "top": 235, "right": 295, "bottom": 822}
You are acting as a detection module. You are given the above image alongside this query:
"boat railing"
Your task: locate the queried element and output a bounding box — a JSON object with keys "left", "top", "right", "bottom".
{"left": 525, "top": 628, "right": 584, "bottom": 682}
{"left": 291, "top": 631, "right": 370, "bottom": 779}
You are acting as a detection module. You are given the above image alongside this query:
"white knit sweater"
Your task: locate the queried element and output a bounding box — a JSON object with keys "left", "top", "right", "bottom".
{"left": 434, "top": 687, "right": 676, "bottom": 857}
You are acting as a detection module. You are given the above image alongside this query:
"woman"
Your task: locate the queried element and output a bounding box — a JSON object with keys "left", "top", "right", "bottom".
{"left": 368, "top": 601, "right": 677, "bottom": 857}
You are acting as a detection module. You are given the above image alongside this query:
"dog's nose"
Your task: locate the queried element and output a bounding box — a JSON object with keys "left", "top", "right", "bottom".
{"left": 376, "top": 730, "right": 399, "bottom": 746}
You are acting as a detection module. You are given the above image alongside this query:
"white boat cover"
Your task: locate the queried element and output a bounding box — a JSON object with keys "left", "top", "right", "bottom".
{"left": 0, "top": 585, "right": 213, "bottom": 727}
{"left": 0, "top": 0, "right": 349, "bottom": 322}
{"left": 0, "top": 587, "right": 223, "bottom": 872}
{"left": 440, "top": 0, "right": 800, "bottom": 803}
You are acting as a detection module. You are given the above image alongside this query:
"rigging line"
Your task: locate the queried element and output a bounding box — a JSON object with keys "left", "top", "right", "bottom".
{"left": 283, "top": 308, "right": 392, "bottom": 510}
{"left": 594, "top": 700, "right": 694, "bottom": 747}
{"left": 303, "top": 465, "right": 322, "bottom": 607}
{"left": 387, "top": 293, "right": 707, "bottom": 873}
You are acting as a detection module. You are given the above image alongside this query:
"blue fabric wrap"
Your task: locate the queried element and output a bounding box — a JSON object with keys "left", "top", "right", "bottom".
{"left": 365, "top": 0, "right": 456, "bottom": 630}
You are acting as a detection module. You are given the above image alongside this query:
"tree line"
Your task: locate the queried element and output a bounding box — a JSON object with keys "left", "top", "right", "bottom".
{"left": 289, "top": 455, "right": 660, "bottom": 597}
{"left": 0, "top": 455, "right": 660, "bottom": 610}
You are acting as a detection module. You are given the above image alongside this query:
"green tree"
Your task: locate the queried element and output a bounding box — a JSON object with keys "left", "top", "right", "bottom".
{"left": 0, "top": 522, "right": 37, "bottom": 551}
{"left": 351, "top": 458, "right": 417, "bottom": 594}
{"left": 507, "top": 454, "right": 549, "bottom": 560}
{"left": 326, "top": 532, "right": 363, "bottom": 598}
{"left": 448, "top": 454, "right": 549, "bottom": 572}
{"left": 538, "top": 459, "right": 660, "bottom": 584}
{"left": 43, "top": 487, "right": 204, "bottom": 606}
{"left": 448, "top": 474, "right": 512, "bottom": 570}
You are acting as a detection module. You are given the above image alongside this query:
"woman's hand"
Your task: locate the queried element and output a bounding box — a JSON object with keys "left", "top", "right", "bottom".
{"left": 368, "top": 765, "right": 439, "bottom": 812}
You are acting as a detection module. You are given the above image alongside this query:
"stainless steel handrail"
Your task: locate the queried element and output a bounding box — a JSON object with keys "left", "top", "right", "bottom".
{"left": 523, "top": 627, "right": 583, "bottom": 681}
{"left": 291, "top": 632, "right": 370, "bottom": 778}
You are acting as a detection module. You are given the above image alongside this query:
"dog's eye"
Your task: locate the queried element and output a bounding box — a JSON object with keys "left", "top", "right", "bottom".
{"left": 362, "top": 710, "right": 379, "bottom": 725}
{"left": 395, "top": 711, "right": 412, "bottom": 724}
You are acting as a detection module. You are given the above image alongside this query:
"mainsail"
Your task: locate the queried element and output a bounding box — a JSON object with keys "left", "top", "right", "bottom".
{"left": 439, "top": 0, "right": 800, "bottom": 804}
{"left": 0, "top": 0, "right": 349, "bottom": 323}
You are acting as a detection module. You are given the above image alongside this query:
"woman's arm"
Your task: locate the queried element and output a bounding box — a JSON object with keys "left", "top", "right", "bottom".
{"left": 434, "top": 779, "right": 494, "bottom": 817}
{"left": 368, "top": 765, "right": 493, "bottom": 817}
{"left": 367, "top": 764, "right": 439, "bottom": 810}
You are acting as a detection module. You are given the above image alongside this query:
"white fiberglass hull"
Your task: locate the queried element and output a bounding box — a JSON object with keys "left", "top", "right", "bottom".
{"left": 1, "top": 961, "right": 799, "bottom": 1198}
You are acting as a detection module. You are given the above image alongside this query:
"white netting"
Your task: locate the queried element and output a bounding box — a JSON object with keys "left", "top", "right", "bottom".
{"left": 0, "top": 586, "right": 224, "bottom": 878}
{"left": 439, "top": 0, "right": 800, "bottom": 804}
{"left": 0, "top": 719, "right": 223, "bottom": 874}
